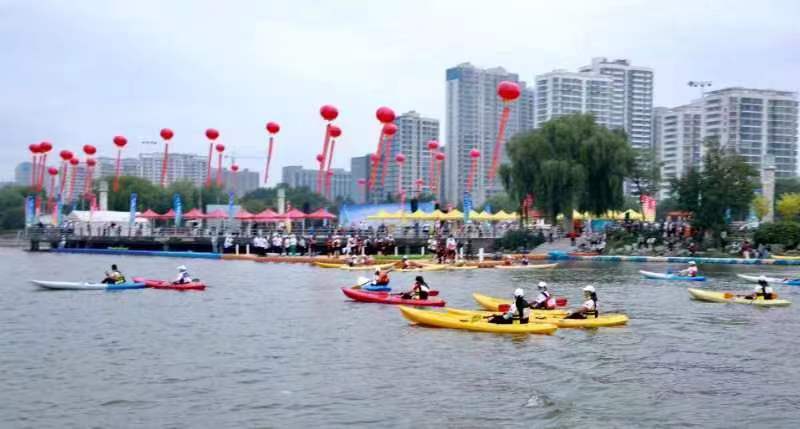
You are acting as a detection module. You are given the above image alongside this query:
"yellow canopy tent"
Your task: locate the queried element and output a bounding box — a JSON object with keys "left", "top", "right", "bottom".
{"left": 467, "top": 210, "right": 483, "bottom": 221}
{"left": 407, "top": 210, "right": 429, "bottom": 220}
{"left": 472, "top": 211, "right": 494, "bottom": 221}
{"left": 366, "top": 209, "right": 392, "bottom": 220}
{"left": 427, "top": 209, "right": 446, "bottom": 220}
{"left": 492, "top": 210, "right": 518, "bottom": 221}
{"left": 623, "top": 209, "right": 644, "bottom": 220}
{"left": 444, "top": 209, "right": 463, "bottom": 221}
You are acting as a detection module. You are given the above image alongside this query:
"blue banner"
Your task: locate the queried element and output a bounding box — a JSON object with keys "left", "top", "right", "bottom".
{"left": 463, "top": 191, "right": 472, "bottom": 223}
{"left": 25, "top": 195, "right": 35, "bottom": 226}
{"left": 173, "top": 193, "right": 182, "bottom": 227}
{"left": 55, "top": 193, "right": 63, "bottom": 226}
{"left": 228, "top": 191, "right": 235, "bottom": 220}
{"left": 129, "top": 192, "right": 137, "bottom": 228}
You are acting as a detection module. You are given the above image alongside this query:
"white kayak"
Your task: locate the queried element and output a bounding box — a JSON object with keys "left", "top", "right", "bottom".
{"left": 640, "top": 270, "right": 706, "bottom": 281}
{"left": 32, "top": 280, "right": 146, "bottom": 290}
{"left": 736, "top": 274, "right": 800, "bottom": 286}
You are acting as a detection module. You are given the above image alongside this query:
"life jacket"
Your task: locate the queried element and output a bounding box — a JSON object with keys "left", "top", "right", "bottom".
{"left": 177, "top": 271, "right": 191, "bottom": 284}
{"left": 541, "top": 291, "right": 556, "bottom": 309}
{"left": 514, "top": 296, "right": 531, "bottom": 323}
{"left": 757, "top": 283, "right": 774, "bottom": 300}
{"left": 377, "top": 272, "right": 390, "bottom": 284}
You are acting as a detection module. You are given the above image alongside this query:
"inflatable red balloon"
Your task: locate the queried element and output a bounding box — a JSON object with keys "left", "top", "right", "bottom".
{"left": 29, "top": 143, "right": 41, "bottom": 154}
{"left": 231, "top": 164, "right": 239, "bottom": 172}
{"left": 316, "top": 153, "right": 325, "bottom": 163}
{"left": 470, "top": 149, "right": 481, "bottom": 158}
{"left": 328, "top": 125, "right": 342, "bottom": 138}
{"left": 427, "top": 140, "right": 439, "bottom": 150}
{"left": 266, "top": 122, "right": 280, "bottom": 134}
{"left": 39, "top": 141, "right": 53, "bottom": 153}
{"left": 369, "top": 153, "right": 379, "bottom": 162}
{"left": 59, "top": 150, "right": 72, "bottom": 160}
{"left": 376, "top": 107, "right": 395, "bottom": 124}
{"left": 205, "top": 128, "right": 219, "bottom": 140}
{"left": 83, "top": 145, "right": 97, "bottom": 155}
{"left": 497, "top": 81, "right": 521, "bottom": 101}
{"left": 69, "top": 158, "right": 79, "bottom": 165}
{"left": 490, "top": 81, "right": 522, "bottom": 181}
{"left": 382, "top": 123, "right": 398, "bottom": 136}
{"left": 357, "top": 178, "right": 367, "bottom": 185}
{"left": 113, "top": 136, "right": 127, "bottom": 148}
{"left": 395, "top": 153, "right": 406, "bottom": 163}
{"left": 86, "top": 158, "right": 96, "bottom": 167}
{"left": 214, "top": 144, "right": 225, "bottom": 187}
{"left": 112, "top": 136, "right": 128, "bottom": 191}
{"left": 204, "top": 129, "right": 219, "bottom": 188}
{"left": 436, "top": 152, "right": 445, "bottom": 161}
{"left": 47, "top": 166, "right": 58, "bottom": 175}
{"left": 160, "top": 128, "right": 174, "bottom": 140}
{"left": 215, "top": 144, "right": 225, "bottom": 153}
{"left": 320, "top": 105, "right": 339, "bottom": 121}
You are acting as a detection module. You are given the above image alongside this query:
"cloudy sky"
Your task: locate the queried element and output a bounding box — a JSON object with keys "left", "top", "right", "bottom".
{"left": 2, "top": 0, "right": 798, "bottom": 183}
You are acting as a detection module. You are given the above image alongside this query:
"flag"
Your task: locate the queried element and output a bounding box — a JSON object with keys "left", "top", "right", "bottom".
{"left": 129, "top": 192, "right": 137, "bottom": 228}
{"left": 228, "top": 191, "right": 235, "bottom": 220}
{"left": 25, "top": 195, "right": 35, "bottom": 226}
{"left": 173, "top": 193, "right": 182, "bottom": 226}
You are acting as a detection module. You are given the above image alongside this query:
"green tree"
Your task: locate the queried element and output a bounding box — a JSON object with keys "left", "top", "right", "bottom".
{"left": 480, "top": 192, "right": 519, "bottom": 213}
{"left": 670, "top": 140, "right": 758, "bottom": 240}
{"left": 240, "top": 184, "right": 331, "bottom": 213}
{"left": 628, "top": 148, "right": 663, "bottom": 197}
{"left": 501, "top": 114, "right": 634, "bottom": 225}
{"left": 0, "top": 186, "right": 28, "bottom": 230}
{"left": 775, "top": 177, "right": 800, "bottom": 197}
{"left": 776, "top": 193, "right": 800, "bottom": 220}
{"left": 752, "top": 195, "right": 770, "bottom": 221}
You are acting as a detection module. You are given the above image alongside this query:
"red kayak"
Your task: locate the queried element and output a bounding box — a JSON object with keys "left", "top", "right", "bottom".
{"left": 132, "top": 277, "right": 206, "bottom": 291}
{"left": 341, "top": 287, "right": 445, "bottom": 307}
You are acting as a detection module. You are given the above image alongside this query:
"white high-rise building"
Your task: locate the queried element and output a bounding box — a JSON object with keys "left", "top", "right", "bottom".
{"left": 534, "top": 70, "right": 612, "bottom": 127}
{"left": 701, "top": 87, "right": 798, "bottom": 177}
{"left": 281, "top": 166, "right": 353, "bottom": 201}
{"left": 379, "top": 111, "right": 440, "bottom": 202}
{"left": 445, "top": 62, "right": 535, "bottom": 206}
{"left": 95, "top": 156, "right": 140, "bottom": 180}
{"left": 653, "top": 104, "right": 703, "bottom": 197}
{"left": 579, "top": 57, "right": 654, "bottom": 151}
{"left": 139, "top": 152, "right": 208, "bottom": 186}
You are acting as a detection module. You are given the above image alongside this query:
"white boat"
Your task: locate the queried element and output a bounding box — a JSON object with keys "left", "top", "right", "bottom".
{"left": 495, "top": 263, "right": 559, "bottom": 270}
{"left": 32, "top": 280, "right": 146, "bottom": 290}
{"left": 736, "top": 274, "right": 800, "bottom": 286}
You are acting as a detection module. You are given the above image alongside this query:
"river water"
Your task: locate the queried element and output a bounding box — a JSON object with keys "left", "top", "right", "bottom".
{"left": 2, "top": 247, "right": 800, "bottom": 428}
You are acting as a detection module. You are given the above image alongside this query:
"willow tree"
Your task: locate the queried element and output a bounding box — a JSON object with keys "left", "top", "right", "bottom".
{"left": 500, "top": 114, "right": 633, "bottom": 225}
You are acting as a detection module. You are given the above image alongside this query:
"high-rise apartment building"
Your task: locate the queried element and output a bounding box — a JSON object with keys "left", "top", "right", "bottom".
{"left": 378, "top": 111, "right": 440, "bottom": 203}
{"left": 579, "top": 57, "right": 654, "bottom": 151}
{"left": 653, "top": 104, "right": 703, "bottom": 197}
{"left": 212, "top": 168, "right": 260, "bottom": 197}
{"left": 139, "top": 152, "right": 208, "bottom": 186}
{"left": 95, "top": 156, "right": 140, "bottom": 180}
{"left": 701, "top": 87, "right": 798, "bottom": 177}
{"left": 534, "top": 70, "right": 612, "bottom": 127}
{"left": 14, "top": 162, "right": 34, "bottom": 186}
{"left": 350, "top": 155, "right": 372, "bottom": 204}
{"left": 281, "top": 166, "right": 353, "bottom": 201}
{"left": 445, "top": 63, "right": 535, "bottom": 206}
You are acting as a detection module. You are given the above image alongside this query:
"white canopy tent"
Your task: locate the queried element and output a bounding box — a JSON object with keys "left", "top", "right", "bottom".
{"left": 65, "top": 210, "right": 151, "bottom": 237}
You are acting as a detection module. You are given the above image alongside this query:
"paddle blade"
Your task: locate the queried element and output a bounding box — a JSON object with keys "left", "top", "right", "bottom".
{"left": 723, "top": 292, "right": 734, "bottom": 299}
{"left": 357, "top": 276, "right": 370, "bottom": 285}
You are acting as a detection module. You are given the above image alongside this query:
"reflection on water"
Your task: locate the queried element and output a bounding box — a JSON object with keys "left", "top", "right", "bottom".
{"left": 1, "top": 248, "right": 800, "bottom": 427}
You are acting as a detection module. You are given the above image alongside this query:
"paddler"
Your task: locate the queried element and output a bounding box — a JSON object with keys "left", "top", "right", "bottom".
{"left": 745, "top": 276, "right": 775, "bottom": 300}
{"left": 173, "top": 265, "right": 192, "bottom": 284}
{"left": 520, "top": 255, "right": 530, "bottom": 266}
{"left": 530, "top": 281, "right": 556, "bottom": 309}
{"left": 565, "top": 285, "right": 598, "bottom": 319}
{"left": 487, "top": 288, "right": 531, "bottom": 324}
{"left": 678, "top": 261, "right": 699, "bottom": 277}
{"left": 101, "top": 264, "right": 126, "bottom": 284}
{"left": 399, "top": 256, "right": 422, "bottom": 269}
{"left": 372, "top": 269, "right": 390, "bottom": 286}
{"left": 401, "top": 276, "right": 430, "bottom": 300}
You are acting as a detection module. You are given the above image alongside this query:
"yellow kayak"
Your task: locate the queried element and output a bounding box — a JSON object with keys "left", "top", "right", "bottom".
{"left": 395, "top": 264, "right": 447, "bottom": 272}
{"left": 446, "top": 308, "right": 628, "bottom": 328}
{"left": 444, "top": 265, "right": 478, "bottom": 270}
{"left": 495, "top": 263, "right": 558, "bottom": 270}
{"left": 314, "top": 261, "right": 344, "bottom": 268}
{"left": 338, "top": 263, "right": 394, "bottom": 271}
{"left": 472, "top": 293, "right": 569, "bottom": 316}
{"left": 399, "top": 306, "right": 558, "bottom": 335}
{"left": 688, "top": 288, "right": 792, "bottom": 307}
{"left": 772, "top": 255, "right": 800, "bottom": 260}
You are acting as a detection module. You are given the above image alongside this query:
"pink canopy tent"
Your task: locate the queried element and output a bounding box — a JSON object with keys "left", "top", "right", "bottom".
{"left": 183, "top": 208, "right": 205, "bottom": 220}
{"left": 283, "top": 208, "right": 307, "bottom": 220}
{"left": 307, "top": 208, "right": 336, "bottom": 220}
{"left": 161, "top": 209, "right": 176, "bottom": 220}
{"left": 235, "top": 209, "right": 255, "bottom": 220}
{"left": 139, "top": 209, "right": 162, "bottom": 219}
{"left": 253, "top": 208, "right": 279, "bottom": 221}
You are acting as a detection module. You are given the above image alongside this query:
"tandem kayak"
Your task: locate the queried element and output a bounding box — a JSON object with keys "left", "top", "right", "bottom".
{"left": 472, "top": 293, "right": 568, "bottom": 314}
{"left": 446, "top": 308, "right": 629, "bottom": 328}
{"left": 32, "top": 280, "right": 146, "bottom": 290}
{"left": 640, "top": 270, "right": 706, "bottom": 281}
{"left": 495, "top": 263, "right": 559, "bottom": 270}
{"left": 399, "top": 306, "right": 558, "bottom": 334}
{"left": 736, "top": 274, "right": 800, "bottom": 286}
{"left": 341, "top": 287, "right": 445, "bottom": 307}
{"left": 688, "top": 288, "right": 791, "bottom": 307}
{"left": 132, "top": 277, "right": 206, "bottom": 291}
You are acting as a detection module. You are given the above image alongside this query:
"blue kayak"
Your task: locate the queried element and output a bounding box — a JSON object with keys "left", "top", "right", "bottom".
{"left": 105, "top": 282, "right": 147, "bottom": 290}
{"left": 639, "top": 270, "right": 706, "bottom": 282}
{"left": 363, "top": 284, "right": 391, "bottom": 292}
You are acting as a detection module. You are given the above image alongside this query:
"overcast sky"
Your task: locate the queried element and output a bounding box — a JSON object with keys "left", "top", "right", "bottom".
{"left": 2, "top": 0, "right": 798, "bottom": 183}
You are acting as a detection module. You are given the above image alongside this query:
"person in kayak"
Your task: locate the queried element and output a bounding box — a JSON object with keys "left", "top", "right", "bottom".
{"left": 401, "top": 276, "right": 430, "bottom": 300}
{"left": 678, "top": 261, "right": 698, "bottom": 277}
{"left": 520, "top": 255, "right": 530, "bottom": 266}
{"left": 487, "top": 288, "right": 531, "bottom": 324}
{"left": 531, "top": 282, "right": 556, "bottom": 309}
{"left": 745, "top": 276, "right": 775, "bottom": 300}
{"left": 173, "top": 266, "right": 193, "bottom": 284}
{"left": 399, "top": 256, "right": 423, "bottom": 269}
{"left": 565, "top": 285, "right": 598, "bottom": 319}
{"left": 101, "top": 264, "right": 126, "bottom": 284}
{"left": 372, "top": 269, "right": 390, "bottom": 286}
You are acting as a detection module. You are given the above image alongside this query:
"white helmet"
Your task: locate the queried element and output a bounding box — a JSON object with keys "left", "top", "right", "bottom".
{"left": 583, "top": 285, "right": 595, "bottom": 293}
{"left": 402, "top": 256, "right": 408, "bottom": 260}
{"left": 514, "top": 288, "right": 524, "bottom": 297}
{"left": 177, "top": 265, "right": 187, "bottom": 272}
{"left": 758, "top": 275, "right": 767, "bottom": 282}
{"left": 538, "top": 281, "right": 547, "bottom": 290}
{"left": 688, "top": 261, "right": 696, "bottom": 266}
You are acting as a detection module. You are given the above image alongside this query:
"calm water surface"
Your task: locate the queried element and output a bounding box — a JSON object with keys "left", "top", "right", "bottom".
{"left": 2, "top": 248, "right": 800, "bottom": 428}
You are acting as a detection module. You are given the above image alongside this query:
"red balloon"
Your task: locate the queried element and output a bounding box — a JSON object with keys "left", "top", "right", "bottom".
{"left": 86, "top": 158, "right": 97, "bottom": 167}
{"left": 497, "top": 81, "right": 521, "bottom": 101}
{"left": 29, "top": 143, "right": 41, "bottom": 154}
{"left": 205, "top": 128, "right": 219, "bottom": 140}
{"left": 69, "top": 158, "right": 79, "bottom": 166}
{"left": 326, "top": 170, "right": 334, "bottom": 176}
{"left": 369, "top": 153, "right": 380, "bottom": 162}
{"left": 470, "top": 149, "right": 481, "bottom": 158}
{"left": 382, "top": 123, "right": 398, "bottom": 136}
{"left": 231, "top": 164, "right": 239, "bottom": 172}
{"left": 357, "top": 178, "right": 367, "bottom": 185}
{"left": 375, "top": 106, "right": 395, "bottom": 124}
{"left": 113, "top": 135, "right": 127, "bottom": 148}
{"left": 266, "top": 122, "right": 280, "bottom": 134}
{"left": 316, "top": 153, "right": 325, "bottom": 162}
{"left": 395, "top": 153, "right": 406, "bottom": 163}
{"left": 215, "top": 144, "right": 225, "bottom": 153}
{"left": 320, "top": 105, "right": 339, "bottom": 121}
{"left": 160, "top": 128, "right": 174, "bottom": 140}
{"left": 415, "top": 178, "right": 424, "bottom": 184}
{"left": 47, "top": 166, "right": 59, "bottom": 175}
{"left": 427, "top": 140, "right": 439, "bottom": 150}
{"left": 83, "top": 145, "right": 97, "bottom": 155}
{"left": 39, "top": 141, "right": 53, "bottom": 153}
{"left": 435, "top": 152, "right": 445, "bottom": 161}
{"left": 59, "top": 150, "right": 73, "bottom": 160}
{"left": 328, "top": 125, "right": 342, "bottom": 138}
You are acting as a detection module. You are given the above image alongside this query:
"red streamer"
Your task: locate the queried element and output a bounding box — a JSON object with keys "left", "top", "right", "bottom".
{"left": 488, "top": 105, "right": 511, "bottom": 181}
{"left": 368, "top": 133, "right": 384, "bottom": 190}
{"left": 206, "top": 143, "right": 213, "bottom": 188}
{"left": 428, "top": 150, "right": 436, "bottom": 195}
{"left": 59, "top": 162, "right": 68, "bottom": 195}
{"left": 114, "top": 150, "right": 122, "bottom": 192}
{"left": 31, "top": 155, "right": 38, "bottom": 188}
{"left": 380, "top": 135, "right": 394, "bottom": 188}
{"left": 68, "top": 163, "right": 77, "bottom": 202}
{"left": 37, "top": 153, "right": 48, "bottom": 192}
{"left": 264, "top": 136, "right": 274, "bottom": 184}
{"left": 466, "top": 158, "right": 478, "bottom": 192}
{"left": 216, "top": 153, "right": 224, "bottom": 187}
{"left": 318, "top": 124, "right": 331, "bottom": 194}
{"left": 161, "top": 142, "right": 169, "bottom": 188}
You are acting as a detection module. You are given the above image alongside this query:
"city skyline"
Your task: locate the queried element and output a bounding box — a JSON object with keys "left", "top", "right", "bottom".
{"left": 3, "top": 1, "right": 798, "bottom": 183}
